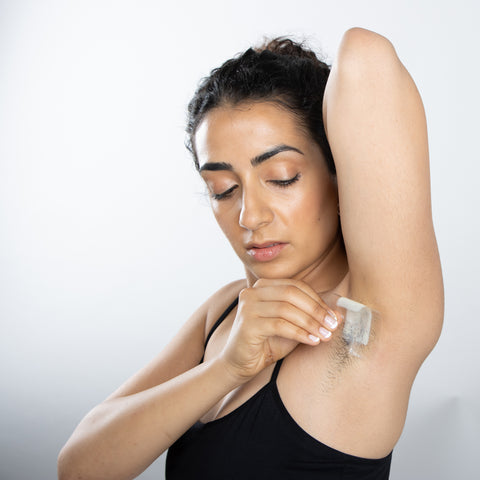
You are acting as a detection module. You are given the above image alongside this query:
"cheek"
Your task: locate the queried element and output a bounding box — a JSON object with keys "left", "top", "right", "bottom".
{"left": 212, "top": 203, "right": 241, "bottom": 242}
{"left": 287, "top": 183, "right": 337, "bottom": 226}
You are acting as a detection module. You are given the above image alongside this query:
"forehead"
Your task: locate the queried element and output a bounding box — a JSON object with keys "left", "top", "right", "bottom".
{"left": 195, "top": 102, "right": 313, "bottom": 166}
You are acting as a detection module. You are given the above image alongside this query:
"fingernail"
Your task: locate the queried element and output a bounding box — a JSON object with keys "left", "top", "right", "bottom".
{"left": 324, "top": 314, "right": 338, "bottom": 329}
{"left": 309, "top": 334, "right": 320, "bottom": 343}
{"left": 319, "top": 327, "right": 332, "bottom": 338}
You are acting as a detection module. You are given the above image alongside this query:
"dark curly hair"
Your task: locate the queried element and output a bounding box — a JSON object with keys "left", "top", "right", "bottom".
{"left": 186, "top": 37, "right": 335, "bottom": 175}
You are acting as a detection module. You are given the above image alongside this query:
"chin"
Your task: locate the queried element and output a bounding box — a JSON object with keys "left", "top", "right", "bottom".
{"left": 244, "top": 260, "right": 303, "bottom": 282}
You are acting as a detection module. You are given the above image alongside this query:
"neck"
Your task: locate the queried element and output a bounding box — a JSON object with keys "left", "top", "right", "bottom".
{"left": 295, "top": 228, "right": 348, "bottom": 294}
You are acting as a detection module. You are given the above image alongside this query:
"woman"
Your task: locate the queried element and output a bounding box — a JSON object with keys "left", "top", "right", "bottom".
{"left": 58, "top": 27, "right": 444, "bottom": 479}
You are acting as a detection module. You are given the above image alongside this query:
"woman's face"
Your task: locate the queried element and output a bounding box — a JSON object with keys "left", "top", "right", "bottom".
{"left": 195, "top": 101, "right": 341, "bottom": 286}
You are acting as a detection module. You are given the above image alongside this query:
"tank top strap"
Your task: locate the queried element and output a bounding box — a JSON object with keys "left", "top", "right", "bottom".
{"left": 270, "top": 357, "right": 284, "bottom": 382}
{"left": 200, "top": 296, "right": 239, "bottom": 363}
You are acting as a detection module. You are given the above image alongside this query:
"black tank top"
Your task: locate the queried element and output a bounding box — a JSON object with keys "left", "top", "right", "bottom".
{"left": 165, "top": 297, "right": 392, "bottom": 479}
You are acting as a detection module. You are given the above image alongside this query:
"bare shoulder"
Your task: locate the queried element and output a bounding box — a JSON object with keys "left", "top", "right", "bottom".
{"left": 203, "top": 279, "right": 247, "bottom": 340}
{"left": 106, "top": 279, "right": 246, "bottom": 400}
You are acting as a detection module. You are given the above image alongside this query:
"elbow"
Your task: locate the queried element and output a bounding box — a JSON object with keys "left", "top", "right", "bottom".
{"left": 57, "top": 446, "right": 76, "bottom": 480}
{"left": 57, "top": 403, "right": 112, "bottom": 480}
{"left": 341, "top": 27, "right": 394, "bottom": 48}
{"left": 335, "top": 27, "right": 401, "bottom": 79}
{"left": 57, "top": 441, "right": 93, "bottom": 480}
{"left": 340, "top": 27, "right": 396, "bottom": 58}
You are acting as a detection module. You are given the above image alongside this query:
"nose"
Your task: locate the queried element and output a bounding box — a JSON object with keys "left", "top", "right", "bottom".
{"left": 238, "top": 186, "right": 274, "bottom": 231}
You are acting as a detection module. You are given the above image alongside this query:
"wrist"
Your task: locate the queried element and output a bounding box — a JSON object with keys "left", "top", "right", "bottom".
{"left": 208, "top": 354, "right": 251, "bottom": 388}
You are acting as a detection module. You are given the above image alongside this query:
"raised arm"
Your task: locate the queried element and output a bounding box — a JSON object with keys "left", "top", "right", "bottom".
{"left": 323, "top": 28, "right": 443, "bottom": 362}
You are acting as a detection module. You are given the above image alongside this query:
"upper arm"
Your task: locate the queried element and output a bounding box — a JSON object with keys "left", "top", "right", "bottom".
{"left": 106, "top": 279, "right": 245, "bottom": 400}
{"left": 106, "top": 300, "right": 209, "bottom": 400}
{"left": 323, "top": 28, "right": 443, "bottom": 353}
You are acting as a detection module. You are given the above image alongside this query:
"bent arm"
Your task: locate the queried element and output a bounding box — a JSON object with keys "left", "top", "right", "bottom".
{"left": 57, "top": 289, "right": 243, "bottom": 480}
{"left": 323, "top": 28, "right": 443, "bottom": 360}
{"left": 58, "top": 357, "right": 241, "bottom": 480}
{"left": 57, "top": 275, "right": 336, "bottom": 480}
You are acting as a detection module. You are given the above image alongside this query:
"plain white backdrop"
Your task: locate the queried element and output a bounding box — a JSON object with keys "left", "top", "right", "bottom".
{"left": 1, "top": 1, "right": 478, "bottom": 479}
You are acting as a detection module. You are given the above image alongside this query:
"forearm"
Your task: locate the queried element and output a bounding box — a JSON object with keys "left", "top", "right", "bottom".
{"left": 58, "top": 357, "right": 242, "bottom": 480}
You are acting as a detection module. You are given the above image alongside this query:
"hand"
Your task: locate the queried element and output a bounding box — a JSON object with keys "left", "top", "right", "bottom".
{"left": 219, "top": 278, "right": 342, "bottom": 382}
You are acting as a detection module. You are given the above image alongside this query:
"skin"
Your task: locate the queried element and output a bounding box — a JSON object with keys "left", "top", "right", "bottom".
{"left": 196, "top": 102, "right": 346, "bottom": 291}
{"left": 196, "top": 101, "right": 348, "bottom": 378}
{"left": 57, "top": 28, "right": 443, "bottom": 480}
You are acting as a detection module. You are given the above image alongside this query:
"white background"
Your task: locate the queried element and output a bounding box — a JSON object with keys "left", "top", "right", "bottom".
{"left": 1, "top": 1, "right": 478, "bottom": 479}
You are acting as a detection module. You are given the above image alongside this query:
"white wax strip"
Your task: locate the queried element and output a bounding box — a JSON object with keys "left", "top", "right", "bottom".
{"left": 336, "top": 297, "right": 372, "bottom": 349}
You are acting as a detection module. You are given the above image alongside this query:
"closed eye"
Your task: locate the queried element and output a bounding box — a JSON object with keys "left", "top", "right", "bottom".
{"left": 269, "top": 173, "right": 301, "bottom": 187}
{"left": 211, "top": 173, "right": 300, "bottom": 200}
{"left": 212, "top": 185, "right": 238, "bottom": 200}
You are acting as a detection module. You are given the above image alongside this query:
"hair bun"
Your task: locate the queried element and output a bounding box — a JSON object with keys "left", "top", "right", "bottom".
{"left": 186, "top": 35, "right": 334, "bottom": 175}
{"left": 255, "top": 37, "right": 319, "bottom": 63}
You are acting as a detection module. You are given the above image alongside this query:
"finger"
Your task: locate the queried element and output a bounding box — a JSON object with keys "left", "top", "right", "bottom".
{"left": 258, "top": 316, "right": 322, "bottom": 345}
{"left": 255, "top": 300, "right": 334, "bottom": 340}
{"left": 253, "top": 278, "right": 338, "bottom": 319}
{"left": 253, "top": 278, "right": 325, "bottom": 304}
{"left": 251, "top": 284, "right": 340, "bottom": 334}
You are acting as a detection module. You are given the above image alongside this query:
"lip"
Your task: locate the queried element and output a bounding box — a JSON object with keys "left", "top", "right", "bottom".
{"left": 246, "top": 241, "right": 287, "bottom": 262}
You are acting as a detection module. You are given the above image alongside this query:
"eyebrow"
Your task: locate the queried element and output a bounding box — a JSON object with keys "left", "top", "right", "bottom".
{"left": 199, "top": 144, "right": 304, "bottom": 173}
